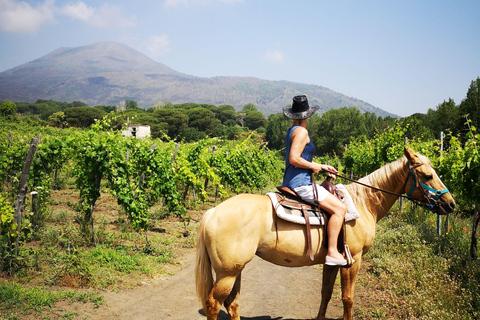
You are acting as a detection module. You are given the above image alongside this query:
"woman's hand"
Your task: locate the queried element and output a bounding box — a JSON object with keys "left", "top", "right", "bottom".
{"left": 321, "top": 164, "right": 338, "bottom": 179}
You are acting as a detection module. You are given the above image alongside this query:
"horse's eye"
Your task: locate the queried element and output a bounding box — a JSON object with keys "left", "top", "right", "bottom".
{"left": 425, "top": 174, "right": 433, "bottom": 180}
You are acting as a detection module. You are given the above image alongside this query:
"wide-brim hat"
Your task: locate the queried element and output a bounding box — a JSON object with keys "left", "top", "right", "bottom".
{"left": 283, "top": 95, "right": 319, "bottom": 120}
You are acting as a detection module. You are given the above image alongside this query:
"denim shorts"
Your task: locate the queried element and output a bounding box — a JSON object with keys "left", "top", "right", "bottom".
{"left": 293, "top": 184, "right": 329, "bottom": 204}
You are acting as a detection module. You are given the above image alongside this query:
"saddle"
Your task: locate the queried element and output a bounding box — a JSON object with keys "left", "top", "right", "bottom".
{"left": 275, "top": 178, "right": 354, "bottom": 267}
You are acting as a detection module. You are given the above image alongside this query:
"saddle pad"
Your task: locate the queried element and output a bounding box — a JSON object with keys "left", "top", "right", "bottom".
{"left": 267, "top": 185, "right": 360, "bottom": 224}
{"left": 336, "top": 184, "right": 360, "bottom": 222}
{"left": 266, "top": 192, "right": 325, "bottom": 226}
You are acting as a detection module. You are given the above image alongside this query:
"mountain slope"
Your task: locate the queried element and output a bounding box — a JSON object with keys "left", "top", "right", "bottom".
{"left": 0, "top": 42, "right": 395, "bottom": 117}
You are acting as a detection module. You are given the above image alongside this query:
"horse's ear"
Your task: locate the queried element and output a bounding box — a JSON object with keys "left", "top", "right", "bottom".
{"left": 404, "top": 147, "right": 420, "bottom": 164}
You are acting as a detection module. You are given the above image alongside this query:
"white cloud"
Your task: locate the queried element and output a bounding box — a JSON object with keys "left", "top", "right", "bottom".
{"left": 0, "top": 0, "right": 135, "bottom": 34}
{"left": 165, "top": 0, "right": 242, "bottom": 7}
{"left": 86, "top": 4, "right": 136, "bottom": 30}
{"left": 61, "top": 2, "right": 136, "bottom": 30}
{"left": 147, "top": 34, "right": 170, "bottom": 57}
{"left": 0, "top": 0, "right": 55, "bottom": 34}
{"left": 263, "top": 50, "right": 283, "bottom": 63}
{"left": 165, "top": 0, "right": 189, "bottom": 7}
{"left": 61, "top": 1, "right": 94, "bottom": 21}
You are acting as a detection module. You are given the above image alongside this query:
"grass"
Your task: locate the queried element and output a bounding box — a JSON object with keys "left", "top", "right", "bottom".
{"left": 0, "top": 280, "right": 103, "bottom": 319}
{"left": 355, "top": 202, "right": 480, "bottom": 319}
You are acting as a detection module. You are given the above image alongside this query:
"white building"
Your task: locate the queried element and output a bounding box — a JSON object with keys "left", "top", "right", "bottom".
{"left": 122, "top": 124, "right": 151, "bottom": 138}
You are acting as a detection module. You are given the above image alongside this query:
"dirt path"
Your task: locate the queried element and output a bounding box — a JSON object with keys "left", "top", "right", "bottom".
{"left": 64, "top": 251, "right": 345, "bottom": 320}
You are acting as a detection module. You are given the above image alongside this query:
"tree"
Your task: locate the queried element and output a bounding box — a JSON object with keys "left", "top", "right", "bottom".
{"left": 0, "top": 101, "right": 17, "bottom": 117}
{"left": 242, "top": 103, "right": 257, "bottom": 112}
{"left": 186, "top": 107, "right": 220, "bottom": 137}
{"left": 125, "top": 100, "right": 139, "bottom": 110}
{"left": 244, "top": 111, "right": 267, "bottom": 130}
{"left": 460, "top": 77, "right": 480, "bottom": 133}
{"left": 149, "top": 101, "right": 165, "bottom": 111}
{"left": 94, "top": 105, "right": 117, "bottom": 113}
{"left": 235, "top": 112, "right": 246, "bottom": 127}
{"left": 48, "top": 111, "right": 67, "bottom": 128}
{"left": 217, "top": 105, "right": 236, "bottom": 124}
{"left": 68, "top": 101, "right": 88, "bottom": 108}
{"left": 226, "top": 125, "right": 246, "bottom": 140}
{"left": 153, "top": 108, "right": 189, "bottom": 140}
{"left": 64, "top": 107, "right": 106, "bottom": 128}
{"left": 312, "top": 107, "right": 368, "bottom": 156}
{"left": 265, "top": 113, "right": 291, "bottom": 150}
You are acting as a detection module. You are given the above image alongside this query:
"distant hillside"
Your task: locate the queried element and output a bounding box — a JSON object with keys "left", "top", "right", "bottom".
{"left": 0, "top": 41, "right": 396, "bottom": 117}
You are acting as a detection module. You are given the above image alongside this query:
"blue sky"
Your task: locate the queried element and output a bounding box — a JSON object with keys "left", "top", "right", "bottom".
{"left": 0, "top": 0, "right": 479, "bottom": 117}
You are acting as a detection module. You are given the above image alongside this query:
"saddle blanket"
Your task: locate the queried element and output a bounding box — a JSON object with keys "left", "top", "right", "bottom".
{"left": 266, "top": 184, "right": 360, "bottom": 225}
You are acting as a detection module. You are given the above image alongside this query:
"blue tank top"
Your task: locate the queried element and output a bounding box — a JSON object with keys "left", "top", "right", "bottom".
{"left": 282, "top": 126, "right": 315, "bottom": 189}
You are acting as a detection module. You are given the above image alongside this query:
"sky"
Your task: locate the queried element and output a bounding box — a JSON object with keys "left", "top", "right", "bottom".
{"left": 0, "top": 0, "right": 479, "bottom": 117}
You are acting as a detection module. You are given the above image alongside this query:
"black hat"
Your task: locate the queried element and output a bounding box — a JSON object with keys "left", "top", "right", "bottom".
{"left": 283, "top": 95, "right": 319, "bottom": 120}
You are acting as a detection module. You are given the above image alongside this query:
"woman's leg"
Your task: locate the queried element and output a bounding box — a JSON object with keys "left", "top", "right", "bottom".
{"left": 318, "top": 192, "right": 347, "bottom": 261}
{"left": 294, "top": 184, "right": 347, "bottom": 262}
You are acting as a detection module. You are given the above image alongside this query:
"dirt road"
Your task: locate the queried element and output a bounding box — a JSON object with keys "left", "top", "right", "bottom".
{"left": 64, "top": 251, "right": 344, "bottom": 320}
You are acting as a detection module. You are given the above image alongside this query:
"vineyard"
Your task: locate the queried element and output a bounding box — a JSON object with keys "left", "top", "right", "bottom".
{"left": 1, "top": 115, "right": 480, "bottom": 319}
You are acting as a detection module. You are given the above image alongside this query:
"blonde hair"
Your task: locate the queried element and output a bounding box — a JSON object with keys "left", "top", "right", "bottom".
{"left": 292, "top": 119, "right": 307, "bottom": 126}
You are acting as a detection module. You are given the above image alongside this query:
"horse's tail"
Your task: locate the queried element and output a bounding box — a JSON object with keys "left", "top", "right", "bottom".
{"left": 195, "top": 207, "right": 216, "bottom": 312}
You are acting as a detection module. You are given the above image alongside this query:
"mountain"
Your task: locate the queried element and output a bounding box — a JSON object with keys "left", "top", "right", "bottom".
{"left": 0, "top": 42, "right": 395, "bottom": 117}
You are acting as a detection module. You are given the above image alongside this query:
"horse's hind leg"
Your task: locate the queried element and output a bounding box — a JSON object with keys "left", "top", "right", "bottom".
{"left": 317, "top": 265, "right": 340, "bottom": 320}
{"left": 224, "top": 273, "right": 241, "bottom": 320}
{"left": 206, "top": 272, "right": 240, "bottom": 320}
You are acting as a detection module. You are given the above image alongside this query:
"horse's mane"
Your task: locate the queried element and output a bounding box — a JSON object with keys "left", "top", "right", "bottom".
{"left": 345, "top": 156, "right": 425, "bottom": 219}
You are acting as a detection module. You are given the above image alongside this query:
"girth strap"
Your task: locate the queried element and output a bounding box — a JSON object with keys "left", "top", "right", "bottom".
{"left": 301, "top": 205, "right": 314, "bottom": 261}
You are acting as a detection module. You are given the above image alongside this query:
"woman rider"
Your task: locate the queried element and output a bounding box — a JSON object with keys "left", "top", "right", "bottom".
{"left": 282, "top": 95, "right": 349, "bottom": 266}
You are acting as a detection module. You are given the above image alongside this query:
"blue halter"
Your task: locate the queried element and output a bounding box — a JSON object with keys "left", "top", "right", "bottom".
{"left": 406, "top": 161, "right": 450, "bottom": 210}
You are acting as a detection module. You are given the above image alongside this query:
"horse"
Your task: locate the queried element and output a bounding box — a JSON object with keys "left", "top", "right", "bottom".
{"left": 195, "top": 147, "right": 455, "bottom": 320}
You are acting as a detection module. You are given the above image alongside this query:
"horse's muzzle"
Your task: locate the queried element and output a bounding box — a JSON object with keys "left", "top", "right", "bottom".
{"left": 434, "top": 199, "right": 456, "bottom": 215}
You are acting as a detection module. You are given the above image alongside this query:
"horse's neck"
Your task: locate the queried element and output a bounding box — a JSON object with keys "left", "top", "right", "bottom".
{"left": 353, "top": 159, "right": 408, "bottom": 222}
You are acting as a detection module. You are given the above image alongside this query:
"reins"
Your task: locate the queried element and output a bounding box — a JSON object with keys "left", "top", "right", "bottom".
{"left": 324, "top": 161, "right": 449, "bottom": 209}
{"left": 325, "top": 170, "right": 409, "bottom": 199}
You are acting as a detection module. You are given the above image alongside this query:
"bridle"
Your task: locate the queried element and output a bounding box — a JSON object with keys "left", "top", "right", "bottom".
{"left": 326, "top": 160, "right": 450, "bottom": 212}
{"left": 404, "top": 161, "right": 450, "bottom": 211}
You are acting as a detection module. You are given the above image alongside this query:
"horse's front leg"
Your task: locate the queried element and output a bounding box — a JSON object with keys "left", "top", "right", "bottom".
{"left": 317, "top": 264, "right": 340, "bottom": 320}
{"left": 340, "top": 259, "right": 361, "bottom": 320}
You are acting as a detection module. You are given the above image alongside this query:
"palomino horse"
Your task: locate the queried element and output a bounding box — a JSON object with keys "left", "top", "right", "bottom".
{"left": 195, "top": 148, "right": 455, "bottom": 320}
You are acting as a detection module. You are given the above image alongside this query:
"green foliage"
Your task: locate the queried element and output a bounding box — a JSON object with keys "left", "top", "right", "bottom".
{"left": 0, "top": 280, "right": 102, "bottom": 316}
{"left": 244, "top": 110, "right": 267, "bottom": 130}
{"left": 312, "top": 107, "right": 368, "bottom": 156}
{"left": 362, "top": 205, "right": 479, "bottom": 319}
{"left": 437, "top": 127, "right": 480, "bottom": 211}
{"left": 94, "top": 104, "right": 117, "bottom": 113}
{"left": 151, "top": 108, "right": 189, "bottom": 141}
{"left": 242, "top": 103, "right": 257, "bottom": 112}
{"left": 48, "top": 111, "right": 66, "bottom": 128}
{"left": 64, "top": 106, "right": 106, "bottom": 128}
{"left": 265, "top": 113, "right": 290, "bottom": 150}
{"left": 0, "top": 101, "right": 17, "bottom": 117}
{"left": 186, "top": 107, "right": 220, "bottom": 137}
{"left": 460, "top": 77, "right": 480, "bottom": 133}
{"left": 125, "top": 99, "right": 138, "bottom": 109}
{"left": 0, "top": 195, "right": 17, "bottom": 272}
{"left": 343, "top": 120, "right": 438, "bottom": 175}
{"left": 210, "top": 136, "right": 283, "bottom": 193}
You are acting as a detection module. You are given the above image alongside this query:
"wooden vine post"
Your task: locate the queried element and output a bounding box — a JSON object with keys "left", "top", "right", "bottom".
{"left": 14, "top": 136, "right": 39, "bottom": 256}
{"left": 472, "top": 205, "right": 480, "bottom": 260}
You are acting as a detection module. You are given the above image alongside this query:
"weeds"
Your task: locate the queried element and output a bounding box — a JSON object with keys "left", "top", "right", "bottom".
{"left": 0, "top": 280, "right": 103, "bottom": 316}
{"left": 357, "top": 202, "right": 480, "bottom": 319}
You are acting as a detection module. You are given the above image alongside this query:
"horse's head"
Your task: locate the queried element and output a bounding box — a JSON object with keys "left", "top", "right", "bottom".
{"left": 404, "top": 147, "right": 455, "bottom": 215}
